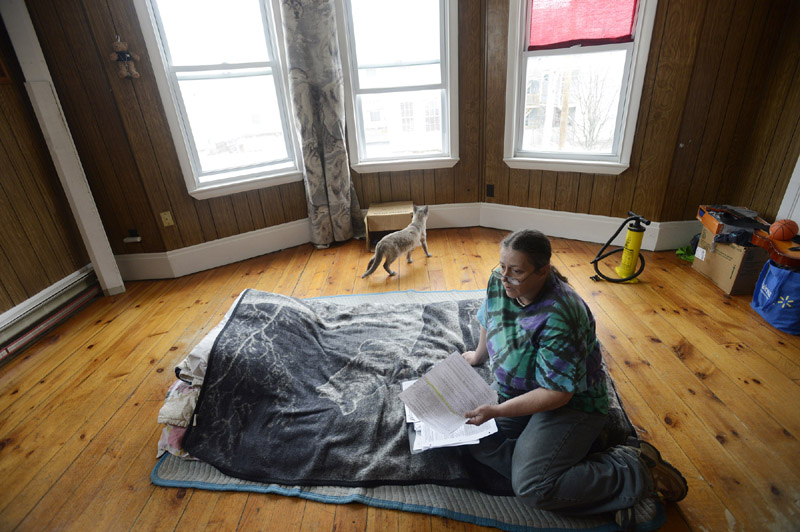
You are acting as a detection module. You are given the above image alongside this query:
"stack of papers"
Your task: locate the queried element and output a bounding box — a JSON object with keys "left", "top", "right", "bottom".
{"left": 399, "top": 352, "right": 499, "bottom": 452}
{"left": 403, "top": 381, "right": 497, "bottom": 451}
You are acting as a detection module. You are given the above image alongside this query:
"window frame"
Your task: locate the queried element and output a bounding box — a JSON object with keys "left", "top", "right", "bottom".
{"left": 504, "top": 0, "right": 658, "bottom": 175}
{"left": 335, "top": 0, "right": 459, "bottom": 174}
{"left": 133, "top": 0, "right": 304, "bottom": 200}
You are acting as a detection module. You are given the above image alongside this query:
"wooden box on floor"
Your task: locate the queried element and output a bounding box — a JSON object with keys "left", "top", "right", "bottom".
{"left": 364, "top": 201, "right": 413, "bottom": 251}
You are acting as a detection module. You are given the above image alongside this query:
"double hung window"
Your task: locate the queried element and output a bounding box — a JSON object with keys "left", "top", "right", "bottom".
{"left": 505, "top": 0, "right": 658, "bottom": 174}
{"left": 135, "top": 0, "right": 302, "bottom": 199}
{"left": 336, "top": 0, "right": 459, "bottom": 172}
{"left": 137, "top": 0, "right": 459, "bottom": 196}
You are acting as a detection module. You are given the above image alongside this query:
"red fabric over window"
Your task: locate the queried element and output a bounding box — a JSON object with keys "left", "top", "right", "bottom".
{"left": 528, "top": 0, "right": 637, "bottom": 51}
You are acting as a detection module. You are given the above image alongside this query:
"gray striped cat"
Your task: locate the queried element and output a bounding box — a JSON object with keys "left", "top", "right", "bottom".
{"left": 362, "top": 205, "right": 432, "bottom": 278}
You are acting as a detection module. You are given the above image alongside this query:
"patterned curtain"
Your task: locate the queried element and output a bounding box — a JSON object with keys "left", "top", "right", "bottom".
{"left": 280, "top": 0, "right": 365, "bottom": 247}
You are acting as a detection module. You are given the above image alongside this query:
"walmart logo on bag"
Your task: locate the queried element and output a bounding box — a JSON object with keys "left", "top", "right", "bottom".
{"left": 778, "top": 296, "right": 794, "bottom": 309}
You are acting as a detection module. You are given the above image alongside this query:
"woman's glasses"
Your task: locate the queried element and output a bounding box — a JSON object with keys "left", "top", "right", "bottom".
{"left": 490, "top": 264, "right": 529, "bottom": 286}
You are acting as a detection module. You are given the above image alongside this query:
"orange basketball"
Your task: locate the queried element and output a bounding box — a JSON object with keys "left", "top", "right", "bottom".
{"left": 769, "top": 219, "right": 799, "bottom": 241}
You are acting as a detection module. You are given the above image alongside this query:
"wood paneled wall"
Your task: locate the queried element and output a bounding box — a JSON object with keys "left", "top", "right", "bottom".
{"left": 17, "top": 0, "right": 800, "bottom": 264}
{"left": 725, "top": 1, "right": 800, "bottom": 219}
{"left": 0, "top": 21, "right": 89, "bottom": 314}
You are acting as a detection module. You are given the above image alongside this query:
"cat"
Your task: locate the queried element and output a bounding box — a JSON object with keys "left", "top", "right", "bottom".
{"left": 362, "top": 205, "right": 432, "bottom": 278}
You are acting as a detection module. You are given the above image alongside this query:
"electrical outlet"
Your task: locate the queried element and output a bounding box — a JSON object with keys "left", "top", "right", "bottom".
{"left": 160, "top": 211, "right": 175, "bottom": 227}
{"left": 486, "top": 184, "right": 495, "bottom": 198}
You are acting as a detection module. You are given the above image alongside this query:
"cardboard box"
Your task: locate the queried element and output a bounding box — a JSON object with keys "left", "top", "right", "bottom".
{"left": 692, "top": 227, "right": 769, "bottom": 295}
{"left": 364, "top": 201, "right": 413, "bottom": 250}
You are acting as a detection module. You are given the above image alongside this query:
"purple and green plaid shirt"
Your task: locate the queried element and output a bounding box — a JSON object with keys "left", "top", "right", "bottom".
{"left": 477, "top": 273, "right": 608, "bottom": 414}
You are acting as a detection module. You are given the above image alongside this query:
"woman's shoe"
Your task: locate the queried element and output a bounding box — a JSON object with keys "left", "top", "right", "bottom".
{"left": 638, "top": 441, "right": 688, "bottom": 502}
{"left": 615, "top": 506, "right": 637, "bottom": 531}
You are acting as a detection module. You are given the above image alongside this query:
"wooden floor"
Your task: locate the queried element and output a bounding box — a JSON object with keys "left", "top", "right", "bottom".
{"left": 1, "top": 227, "right": 799, "bottom": 531}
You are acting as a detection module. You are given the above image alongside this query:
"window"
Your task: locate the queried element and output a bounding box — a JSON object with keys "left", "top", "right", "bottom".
{"left": 400, "top": 102, "right": 414, "bottom": 132}
{"left": 336, "top": 0, "right": 459, "bottom": 173}
{"left": 134, "top": 0, "right": 303, "bottom": 199}
{"left": 504, "top": 0, "right": 658, "bottom": 175}
{"left": 425, "top": 100, "right": 441, "bottom": 132}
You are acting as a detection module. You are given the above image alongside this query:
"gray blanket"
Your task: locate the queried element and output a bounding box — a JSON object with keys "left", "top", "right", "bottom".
{"left": 182, "top": 289, "right": 633, "bottom": 494}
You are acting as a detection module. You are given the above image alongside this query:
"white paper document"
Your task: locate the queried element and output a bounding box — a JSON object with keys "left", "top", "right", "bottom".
{"left": 413, "top": 411, "right": 498, "bottom": 451}
{"left": 398, "top": 352, "right": 498, "bottom": 435}
{"left": 401, "top": 379, "right": 497, "bottom": 451}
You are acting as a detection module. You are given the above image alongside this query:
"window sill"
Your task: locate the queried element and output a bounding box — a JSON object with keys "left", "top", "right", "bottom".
{"left": 504, "top": 157, "right": 628, "bottom": 175}
{"left": 187, "top": 170, "right": 304, "bottom": 200}
{"left": 351, "top": 156, "right": 459, "bottom": 174}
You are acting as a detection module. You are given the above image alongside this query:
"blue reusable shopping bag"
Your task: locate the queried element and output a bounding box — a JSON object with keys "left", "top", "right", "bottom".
{"left": 751, "top": 260, "right": 800, "bottom": 335}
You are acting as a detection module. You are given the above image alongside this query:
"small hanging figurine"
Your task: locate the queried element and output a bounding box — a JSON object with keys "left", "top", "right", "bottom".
{"left": 110, "top": 37, "right": 140, "bottom": 79}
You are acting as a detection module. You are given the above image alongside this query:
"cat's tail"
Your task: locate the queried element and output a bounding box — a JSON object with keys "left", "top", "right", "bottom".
{"left": 361, "top": 248, "right": 383, "bottom": 278}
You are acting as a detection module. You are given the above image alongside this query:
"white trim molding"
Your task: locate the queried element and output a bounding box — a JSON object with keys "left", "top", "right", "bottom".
{"left": 351, "top": 157, "right": 459, "bottom": 174}
{"left": 478, "top": 203, "right": 701, "bottom": 251}
{"left": 777, "top": 154, "right": 800, "bottom": 222}
{"left": 115, "top": 219, "right": 312, "bottom": 280}
{"left": 115, "top": 204, "right": 702, "bottom": 280}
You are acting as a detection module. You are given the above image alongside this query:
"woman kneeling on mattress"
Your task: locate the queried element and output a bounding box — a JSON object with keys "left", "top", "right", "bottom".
{"left": 461, "top": 229, "right": 687, "bottom": 530}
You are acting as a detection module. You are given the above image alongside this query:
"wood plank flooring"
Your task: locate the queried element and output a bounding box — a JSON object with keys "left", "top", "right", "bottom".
{"left": 1, "top": 227, "right": 799, "bottom": 531}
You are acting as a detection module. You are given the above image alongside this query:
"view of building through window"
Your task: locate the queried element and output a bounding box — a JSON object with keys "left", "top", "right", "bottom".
{"left": 522, "top": 49, "right": 625, "bottom": 155}
{"left": 359, "top": 90, "right": 444, "bottom": 159}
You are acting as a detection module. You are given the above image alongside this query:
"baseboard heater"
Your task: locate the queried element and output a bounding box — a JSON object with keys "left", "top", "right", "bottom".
{"left": 0, "top": 266, "right": 99, "bottom": 366}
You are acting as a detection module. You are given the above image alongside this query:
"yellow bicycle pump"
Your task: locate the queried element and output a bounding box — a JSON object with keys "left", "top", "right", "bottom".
{"left": 590, "top": 212, "right": 651, "bottom": 283}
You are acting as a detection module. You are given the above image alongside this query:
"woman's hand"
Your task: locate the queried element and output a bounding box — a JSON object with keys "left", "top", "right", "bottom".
{"left": 465, "top": 404, "right": 497, "bottom": 426}
{"left": 462, "top": 326, "right": 489, "bottom": 366}
{"left": 461, "top": 350, "right": 485, "bottom": 366}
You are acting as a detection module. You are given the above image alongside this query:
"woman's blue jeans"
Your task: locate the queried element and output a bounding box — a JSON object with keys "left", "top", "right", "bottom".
{"left": 469, "top": 406, "right": 653, "bottom": 514}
